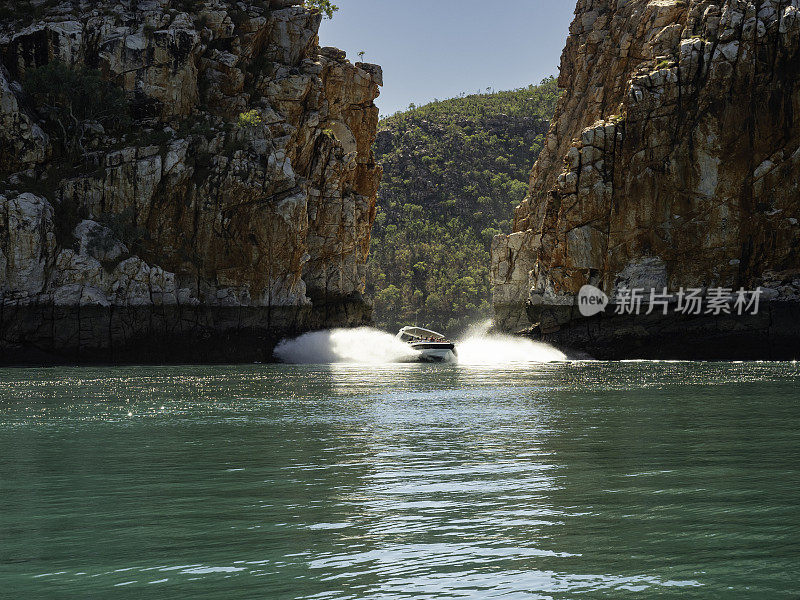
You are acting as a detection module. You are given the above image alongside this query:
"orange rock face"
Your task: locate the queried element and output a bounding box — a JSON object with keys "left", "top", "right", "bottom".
{"left": 491, "top": 0, "right": 800, "bottom": 333}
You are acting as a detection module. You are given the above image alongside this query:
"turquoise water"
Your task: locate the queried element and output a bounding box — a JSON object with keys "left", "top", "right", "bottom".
{"left": 1, "top": 362, "right": 799, "bottom": 599}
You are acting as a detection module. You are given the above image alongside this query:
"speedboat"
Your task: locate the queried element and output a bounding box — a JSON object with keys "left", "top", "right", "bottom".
{"left": 397, "top": 326, "right": 457, "bottom": 363}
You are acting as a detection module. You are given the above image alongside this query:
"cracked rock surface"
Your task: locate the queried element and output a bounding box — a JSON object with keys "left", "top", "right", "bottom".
{"left": 490, "top": 0, "right": 800, "bottom": 358}
{"left": 0, "top": 0, "right": 382, "bottom": 363}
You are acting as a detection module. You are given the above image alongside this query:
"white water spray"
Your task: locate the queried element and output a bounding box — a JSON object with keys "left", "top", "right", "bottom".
{"left": 455, "top": 320, "right": 567, "bottom": 365}
{"left": 274, "top": 327, "right": 421, "bottom": 364}
{"left": 275, "top": 321, "right": 566, "bottom": 365}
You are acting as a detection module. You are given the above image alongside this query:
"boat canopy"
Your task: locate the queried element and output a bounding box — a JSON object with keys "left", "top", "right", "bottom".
{"left": 397, "top": 326, "right": 447, "bottom": 341}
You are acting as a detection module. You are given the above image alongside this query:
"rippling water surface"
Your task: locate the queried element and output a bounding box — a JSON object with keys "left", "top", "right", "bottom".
{"left": 1, "top": 362, "right": 799, "bottom": 599}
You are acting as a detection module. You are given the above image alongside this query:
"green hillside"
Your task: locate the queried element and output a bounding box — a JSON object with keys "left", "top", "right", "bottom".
{"left": 368, "top": 77, "right": 560, "bottom": 335}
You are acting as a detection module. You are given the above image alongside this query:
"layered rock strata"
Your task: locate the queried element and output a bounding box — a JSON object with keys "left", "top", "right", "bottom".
{"left": 0, "top": 0, "right": 382, "bottom": 364}
{"left": 491, "top": 0, "right": 800, "bottom": 359}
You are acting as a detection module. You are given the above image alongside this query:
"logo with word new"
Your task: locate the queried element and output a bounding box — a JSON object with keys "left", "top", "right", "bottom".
{"left": 578, "top": 285, "right": 609, "bottom": 317}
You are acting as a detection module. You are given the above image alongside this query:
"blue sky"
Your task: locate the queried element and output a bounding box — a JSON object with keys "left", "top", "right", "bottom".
{"left": 319, "top": 0, "right": 576, "bottom": 116}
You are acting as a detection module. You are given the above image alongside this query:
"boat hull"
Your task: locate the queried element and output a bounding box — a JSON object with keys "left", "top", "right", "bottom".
{"left": 410, "top": 343, "right": 457, "bottom": 363}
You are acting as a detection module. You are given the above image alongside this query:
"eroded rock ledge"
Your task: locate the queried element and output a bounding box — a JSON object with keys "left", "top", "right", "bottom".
{"left": 491, "top": 0, "right": 800, "bottom": 359}
{"left": 0, "top": 0, "right": 382, "bottom": 364}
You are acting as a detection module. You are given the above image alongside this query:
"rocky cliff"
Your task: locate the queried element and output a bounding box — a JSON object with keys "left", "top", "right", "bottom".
{"left": 0, "top": 0, "right": 382, "bottom": 364}
{"left": 491, "top": 0, "right": 800, "bottom": 359}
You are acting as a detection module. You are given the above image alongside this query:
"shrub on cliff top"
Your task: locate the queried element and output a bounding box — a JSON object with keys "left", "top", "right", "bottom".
{"left": 23, "top": 61, "right": 129, "bottom": 158}
{"left": 305, "top": 0, "right": 338, "bottom": 19}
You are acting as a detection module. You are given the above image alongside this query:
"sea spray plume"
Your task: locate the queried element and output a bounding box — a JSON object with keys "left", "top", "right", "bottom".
{"left": 274, "top": 328, "right": 421, "bottom": 364}
{"left": 275, "top": 322, "right": 566, "bottom": 364}
{"left": 456, "top": 320, "right": 567, "bottom": 365}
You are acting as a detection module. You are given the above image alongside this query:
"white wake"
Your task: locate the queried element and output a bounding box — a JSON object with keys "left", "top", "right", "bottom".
{"left": 275, "top": 321, "right": 566, "bottom": 365}
{"left": 455, "top": 320, "right": 567, "bottom": 365}
{"left": 274, "top": 327, "right": 420, "bottom": 364}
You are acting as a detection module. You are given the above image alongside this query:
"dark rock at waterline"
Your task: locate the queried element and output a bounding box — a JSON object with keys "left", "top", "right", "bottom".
{"left": 0, "top": 298, "right": 371, "bottom": 366}
{"left": 520, "top": 301, "right": 800, "bottom": 361}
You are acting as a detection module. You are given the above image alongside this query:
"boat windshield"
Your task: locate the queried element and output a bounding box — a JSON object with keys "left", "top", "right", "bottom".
{"left": 397, "top": 327, "right": 448, "bottom": 342}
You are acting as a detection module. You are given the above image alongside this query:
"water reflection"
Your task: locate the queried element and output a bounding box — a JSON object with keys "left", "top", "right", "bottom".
{"left": 0, "top": 363, "right": 799, "bottom": 598}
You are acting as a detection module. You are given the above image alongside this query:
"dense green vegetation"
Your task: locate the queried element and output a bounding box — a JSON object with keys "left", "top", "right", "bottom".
{"left": 23, "top": 62, "right": 130, "bottom": 158}
{"left": 368, "top": 77, "right": 560, "bottom": 335}
{"left": 0, "top": 0, "right": 58, "bottom": 22}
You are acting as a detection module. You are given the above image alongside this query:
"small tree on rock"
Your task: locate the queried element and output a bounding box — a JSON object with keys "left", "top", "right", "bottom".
{"left": 237, "top": 109, "right": 263, "bottom": 129}
{"left": 305, "top": 0, "right": 338, "bottom": 19}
